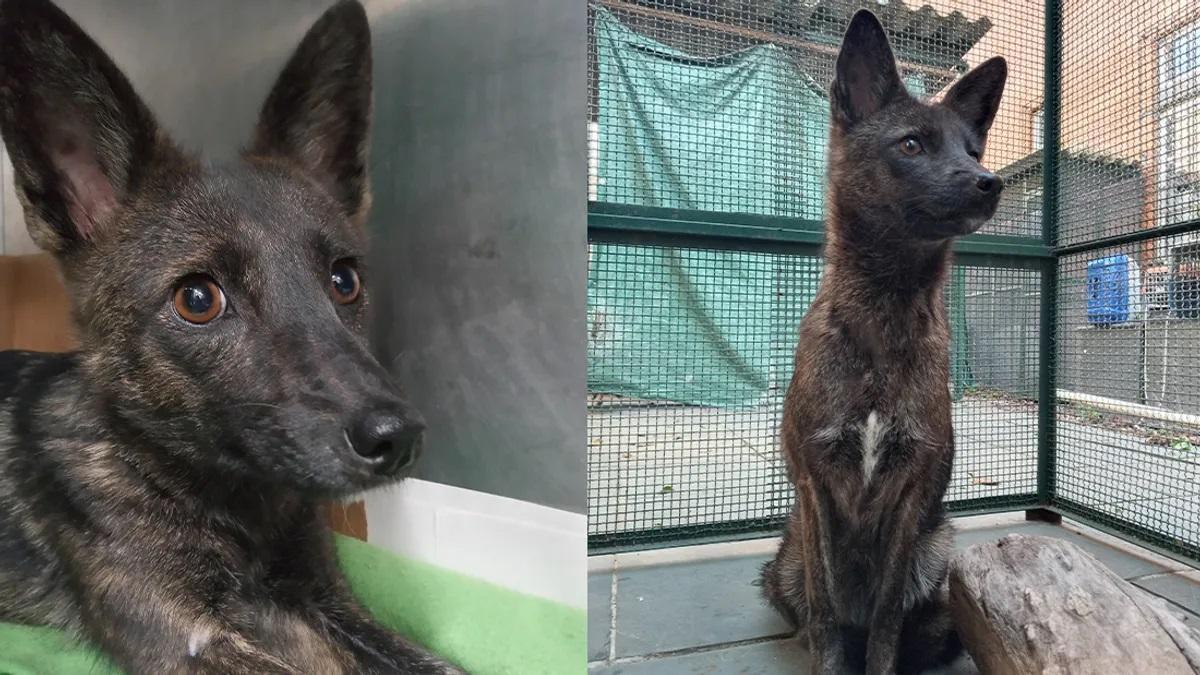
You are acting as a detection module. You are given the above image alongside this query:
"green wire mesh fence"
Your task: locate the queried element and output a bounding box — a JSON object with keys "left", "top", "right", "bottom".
{"left": 587, "top": 0, "right": 1200, "bottom": 561}
{"left": 1048, "top": 0, "right": 1200, "bottom": 560}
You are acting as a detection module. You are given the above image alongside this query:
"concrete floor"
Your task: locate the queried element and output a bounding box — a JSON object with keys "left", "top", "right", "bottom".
{"left": 588, "top": 398, "right": 1200, "bottom": 546}
{"left": 587, "top": 514, "right": 1200, "bottom": 674}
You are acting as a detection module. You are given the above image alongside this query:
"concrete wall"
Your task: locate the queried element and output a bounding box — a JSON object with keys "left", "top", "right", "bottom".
{"left": 992, "top": 158, "right": 1145, "bottom": 245}
{"left": 963, "top": 267, "right": 1041, "bottom": 399}
{"left": 1058, "top": 317, "right": 1200, "bottom": 413}
{"left": 1058, "top": 324, "right": 1144, "bottom": 403}
{"left": 365, "top": 0, "right": 585, "bottom": 513}
{"left": 1144, "top": 318, "right": 1200, "bottom": 410}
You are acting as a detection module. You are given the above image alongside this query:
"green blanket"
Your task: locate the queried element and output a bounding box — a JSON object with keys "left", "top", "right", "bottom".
{"left": 0, "top": 535, "right": 584, "bottom": 675}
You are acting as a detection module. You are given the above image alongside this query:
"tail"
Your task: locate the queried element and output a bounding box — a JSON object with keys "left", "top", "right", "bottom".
{"left": 759, "top": 557, "right": 799, "bottom": 627}
{"left": 760, "top": 537, "right": 811, "bottom": 631}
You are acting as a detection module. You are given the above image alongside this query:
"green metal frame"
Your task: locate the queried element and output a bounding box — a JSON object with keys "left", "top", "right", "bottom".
{"left": 587, "top": 0, "right": 1200, "bottom": 565}
{"left": 1036, "top": 0, "right": 1060, "bottom": 510}
{"left": 589, "top": 202, "right": 1051, "bottom": 263}
{"left": 588, "top": 495, "right": 1043, "bottom": 553}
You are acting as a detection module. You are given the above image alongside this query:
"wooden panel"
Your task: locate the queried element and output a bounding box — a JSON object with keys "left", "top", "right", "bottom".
{"left": 0, "top": 258, "right": 13, "bottom": 349}
{"left": 0, "top": 253, "right": 76, "bottom": 352}
{"left": 325, "top": 501, "right": 369, "bottom": 540}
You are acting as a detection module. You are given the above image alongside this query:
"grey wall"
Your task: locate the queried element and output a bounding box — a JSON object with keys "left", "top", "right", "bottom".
{"left": 1058, "top": 324, "right": 1143, "bottom": 402}
{"left": 1058, "top": 317, "right": 1200, "bottom": 413}
{"left": 1, "top": 1, "right": 333, "bottom": 254}
{"left": 367, "top": 0, "right": 586, "bottom": 513}
{"left": 976, "top": 157, "right": 1145, "bottom": 399}
{"left": 47, "top": 1, "right": 340, "bottom": 159}
{"left": 34, "top": 0, "right": 587, "bottom": 513}
{"left": 963, "top": 268, "right": 1041, "bottom": 399}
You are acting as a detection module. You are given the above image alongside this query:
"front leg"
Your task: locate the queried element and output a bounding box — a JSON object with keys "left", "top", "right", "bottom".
{"left": 864, "top": 497, "right": 924, "bottom": 675}
{"left": 314, "top": 593, "right": 467, "bottom": 675}
{"left": 798, "top": 480, "right": 850, "bottom": 675}
{"left": 293, "top": 520, "right": 467, "bottom": 674}
{"left": 75, "top": 564, "right": 314, "bottom": 674}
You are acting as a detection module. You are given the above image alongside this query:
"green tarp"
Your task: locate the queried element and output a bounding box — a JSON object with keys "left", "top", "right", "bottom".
{"left": 587, "top": 8, "right": 972, "bottom": 406}
{"left": 588, "top": 8, "right": 825, "bottom": 408}
{"left": 0, "top": 535, "right": 584, "bottom": 675}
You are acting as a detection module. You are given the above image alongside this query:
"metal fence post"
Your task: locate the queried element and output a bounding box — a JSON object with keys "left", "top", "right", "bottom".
{"left": 1034, "top": 0, "right": 1062, "bottom": 521}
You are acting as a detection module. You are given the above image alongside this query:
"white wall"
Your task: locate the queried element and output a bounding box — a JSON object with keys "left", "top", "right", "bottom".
{"left": 0, "top": 143, "right": 39, "bottom": 256}
{"left": 364, "top": 479, "right": 586, "bottom": 610}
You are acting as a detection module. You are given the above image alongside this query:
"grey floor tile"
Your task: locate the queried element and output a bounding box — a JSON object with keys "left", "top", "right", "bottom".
{"left": 590, "top": 572, "right": 614, "bottom": 662}
{"left": 1133, "top": 571, "right": 1200, "bottom": 618}
{"left": 954, "top": 523, "right": 1173, "bottom": 579}
{"left": 1177, "top": 606, "right": 1200, "bottom": 627}
{"left": 592, "top": 523, "right": 1186, "bottom": 671}
{"left": 591, "top": 638, "right": 808, "bottom": 675}
{"left": 613, "top": 555, "right": 792, "bottom": 658}
{"left": 589, "top": 640, "right": 982, "bottom": 675}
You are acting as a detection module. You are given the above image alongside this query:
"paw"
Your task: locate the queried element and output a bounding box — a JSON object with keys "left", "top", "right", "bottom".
{"left": 810, "top": 647, "right": 851, "bottom": 675}
{"left": 864, "top": 652, "right": 898, "bottom": 675}
{"left": 403, "top": 655, "right": 468, "bottom": 674}
{"left": 864, "top": 621, "right": 903, "bottom": 675}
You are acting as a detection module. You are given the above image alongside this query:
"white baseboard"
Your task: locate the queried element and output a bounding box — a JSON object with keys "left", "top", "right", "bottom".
{"left": 363, "top": 479, "right": 586, "bottom": 610}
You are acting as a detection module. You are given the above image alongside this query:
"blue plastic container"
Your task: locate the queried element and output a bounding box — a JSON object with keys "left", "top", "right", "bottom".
{"left": 1086, "top": 255, "right": 1131, "bottom": 326}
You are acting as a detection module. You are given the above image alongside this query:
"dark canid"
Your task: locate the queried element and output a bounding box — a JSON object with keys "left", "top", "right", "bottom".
{"left": 760, "top": 9, "right": 1007, "bottom": 675}
{"left": 0, "top": 0, "right": 463, "bottom": 672}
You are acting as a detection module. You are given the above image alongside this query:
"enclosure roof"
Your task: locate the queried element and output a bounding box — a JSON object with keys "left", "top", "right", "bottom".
{"left": 808, "top": 0, "right": 991, "bottom": 67}
{"left": 596, "top": 0, "right": 992, "bottom": 69}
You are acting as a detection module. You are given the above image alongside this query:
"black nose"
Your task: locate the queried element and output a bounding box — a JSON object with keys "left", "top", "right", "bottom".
{"left": 347, "top": 410, "right": 425, "bottom": 475}
{"left": 975, "top": 172, "right": 1001, "bottom": 194}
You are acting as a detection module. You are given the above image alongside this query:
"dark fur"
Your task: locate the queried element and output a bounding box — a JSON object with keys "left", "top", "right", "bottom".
{"left": 0, "top": 0, "right": 463, "bottom": 672}
{"left": 760, "top": 10, "right": 1007, "bottom": 675}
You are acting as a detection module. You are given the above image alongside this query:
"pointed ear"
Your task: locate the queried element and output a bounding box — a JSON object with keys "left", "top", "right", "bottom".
{"left": 0, "top": 0, "right": 179, "bottom": 254}
{"left": 250, "top": 0, "right": 373, "bottom": 226}
{"left": 943, "top": 57, "right": 1007, "bottom": 139}
{"left": 831, "top": 10, "right": 905, "bottom": 129}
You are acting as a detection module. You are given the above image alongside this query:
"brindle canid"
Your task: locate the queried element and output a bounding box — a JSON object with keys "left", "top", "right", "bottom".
{"left": 761, "top": 9, "right": 1007, "bottom": 675}
{"left": 0, "top": 0, "right": 464, "bottom": 672}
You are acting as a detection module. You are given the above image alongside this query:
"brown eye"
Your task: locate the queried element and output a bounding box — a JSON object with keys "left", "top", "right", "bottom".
{"left": 900, "top": 137, "right": 923, "bottom": 156}
{"left": 331, "top": 260, "right": 361, "bottom": 304}
{"left": 173, "top": 275, "right": 225, "bottom": 325}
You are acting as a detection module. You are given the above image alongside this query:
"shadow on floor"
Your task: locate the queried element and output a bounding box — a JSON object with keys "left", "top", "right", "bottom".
{"left": 588, "top": 518, "right": 1200, "bottom": 673}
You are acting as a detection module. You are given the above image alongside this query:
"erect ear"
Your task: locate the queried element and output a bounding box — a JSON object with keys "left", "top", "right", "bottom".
{"left": 943, "top": 57, "right": 1007, "bottom": 140}
{"left": 830, "top": 9, "right": 906, "bottom": 129}
{"left": 250, "top": 0, "right": 373, "bottom": 226}
{"left": 0, "top": 0, "right": 180, "bottom": 254}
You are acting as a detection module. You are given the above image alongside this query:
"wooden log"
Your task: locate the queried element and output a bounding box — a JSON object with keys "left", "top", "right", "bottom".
{"left": 947, "top": 534, "right": 1200, "bottom": 675}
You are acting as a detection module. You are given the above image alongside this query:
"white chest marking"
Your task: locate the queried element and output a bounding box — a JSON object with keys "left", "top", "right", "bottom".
{"left": 187, "top": 627, "right": 212, "bottom": 657}
{"left": 860, "top": 410, "right": 889, "bottom": 486}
